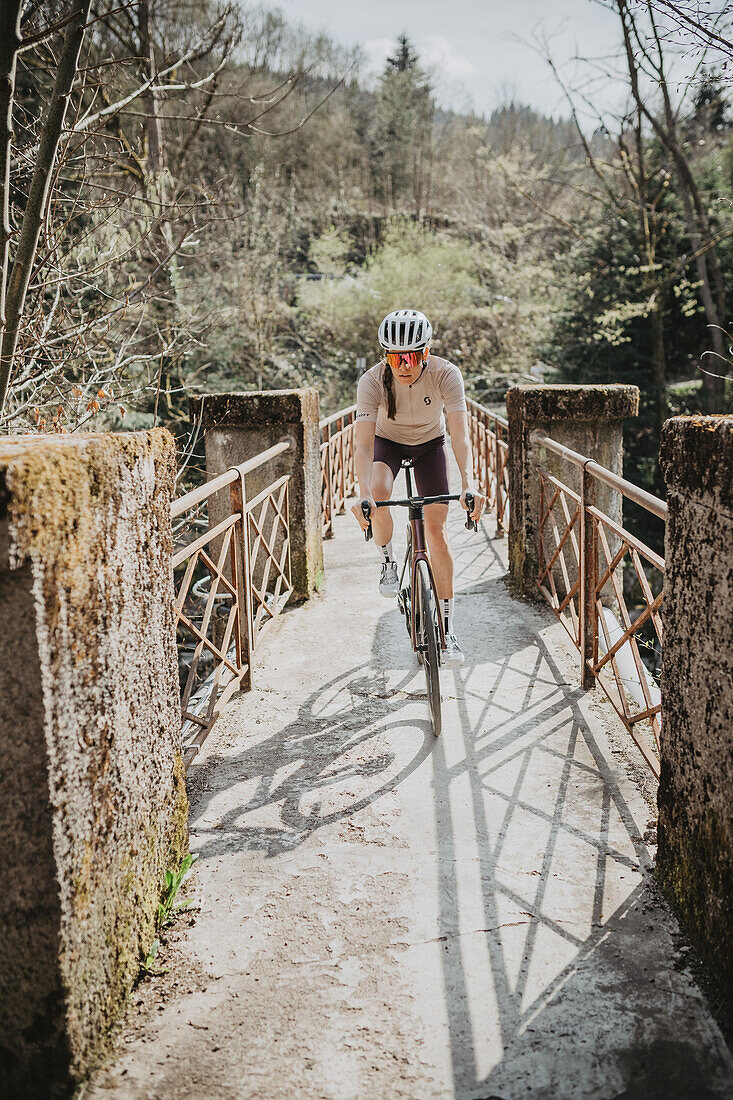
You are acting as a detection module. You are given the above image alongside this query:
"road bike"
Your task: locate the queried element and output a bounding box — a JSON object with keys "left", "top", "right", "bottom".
{"left": 362, "top": 458, "right": 476, "bottom": 737}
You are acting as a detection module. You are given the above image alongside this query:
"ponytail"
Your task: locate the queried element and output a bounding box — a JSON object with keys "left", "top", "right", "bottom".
{"left": 383, "top": 363, "right": 396, "bottom": 420}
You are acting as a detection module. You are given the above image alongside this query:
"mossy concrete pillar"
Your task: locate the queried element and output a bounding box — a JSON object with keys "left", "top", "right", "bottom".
{"left": 0, "top": 429, "right": 188, "bottom": 1096}
{"left": 191, "top": 389, "right": 323, "bottom": 601}
{"left": 506, "top": 384, "right": 639, "bottom": 595}
{"left": 658, "top": 415, "right": 733, "bottom": 1015}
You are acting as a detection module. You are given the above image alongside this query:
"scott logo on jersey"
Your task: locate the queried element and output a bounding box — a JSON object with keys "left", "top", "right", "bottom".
{"left": 424, "top": 396, "right": 431, "bottom": 405}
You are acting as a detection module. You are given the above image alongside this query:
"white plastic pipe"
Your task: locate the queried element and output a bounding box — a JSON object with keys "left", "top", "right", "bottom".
{"left": 597, "top": 606, "right": 661, "bottom": 712}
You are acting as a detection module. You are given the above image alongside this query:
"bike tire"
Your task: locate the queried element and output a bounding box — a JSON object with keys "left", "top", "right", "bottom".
{"left": 416, "top": 559, "right": 442, "bottom": 736}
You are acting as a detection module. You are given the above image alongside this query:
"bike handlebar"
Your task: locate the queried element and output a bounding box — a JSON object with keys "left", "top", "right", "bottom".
{"left": 374, "top": 493, "right": 460, "bottom": 507}
{"left": 362, "top": 493, "right": 477, "bottom": 541}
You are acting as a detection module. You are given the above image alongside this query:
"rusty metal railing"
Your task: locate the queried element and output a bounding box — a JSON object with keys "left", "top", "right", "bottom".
{"left": 532, "top": 430, "right": 666, "bottom": 776}
{"left": 466, "top": 397, "right": 509, "bottom": 533}
{"left": 171, "top": 391, "right": 666, "bottom": 776}
{"left": 320, "top": 406, "right": 357, "bottom": 537}
{"left": 171, "top": 440, "right": 293, "bottom": 767}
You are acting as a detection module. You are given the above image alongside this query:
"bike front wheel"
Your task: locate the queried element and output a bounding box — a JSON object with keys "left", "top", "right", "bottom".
{"left": 415, "top": 559, "right": 441, "bottom": 736}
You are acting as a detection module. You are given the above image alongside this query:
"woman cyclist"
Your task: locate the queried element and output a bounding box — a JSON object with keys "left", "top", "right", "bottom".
{"left": 351, "top": 308, "right": 485, "bottom": 667}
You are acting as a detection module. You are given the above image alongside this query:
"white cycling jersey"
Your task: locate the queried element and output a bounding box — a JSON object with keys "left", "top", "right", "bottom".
{"left": 356, "top": 355, "right": 467, "bottom": 445}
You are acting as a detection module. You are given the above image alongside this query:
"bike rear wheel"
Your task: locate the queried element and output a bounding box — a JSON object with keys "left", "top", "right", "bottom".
{"left": 415, "top": 559, "right": 441, "bottom": 736}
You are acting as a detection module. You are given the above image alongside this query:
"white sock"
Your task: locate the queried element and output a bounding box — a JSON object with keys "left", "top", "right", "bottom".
{"left": 442, "top": 598, "right": 454, "bottom": 635}
{"left": 377, "top": 540, "right": 395, "bottom": 563}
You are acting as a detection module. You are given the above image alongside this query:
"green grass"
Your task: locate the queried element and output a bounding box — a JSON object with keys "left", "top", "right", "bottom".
{"left": 141, "top": 852, "right": 198, "bottom": 977}
{"left": 157, "top": 852, "right": 197, "bottom": 928}
{"left": 142, "top": 936, "right": 164, "bottom": 976}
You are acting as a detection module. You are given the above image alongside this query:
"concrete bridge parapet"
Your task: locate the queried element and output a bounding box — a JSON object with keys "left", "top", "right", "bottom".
{"left": 0, "top": 429, "right": 188, "bottom": 1095}
{"left": 506, "top": 383, "right": 640, "bottom": 596}
{"left": 659, "top": 414, "right": 733, "bottom": 1022}
{"left": 190, "top": 389, "right": 323, "bottom": 602}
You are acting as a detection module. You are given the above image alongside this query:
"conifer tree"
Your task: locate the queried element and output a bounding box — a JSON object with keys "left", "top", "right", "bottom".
{"left": 368, "top": 36, "right": 434, "bottom": 217}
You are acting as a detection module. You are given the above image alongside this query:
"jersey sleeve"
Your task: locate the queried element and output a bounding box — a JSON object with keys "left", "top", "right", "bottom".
{"left": 356, "top": 370, "right": 382, "bottom": 423}
{"left": 438, "top": 361, "right": 467, "bottom": 413}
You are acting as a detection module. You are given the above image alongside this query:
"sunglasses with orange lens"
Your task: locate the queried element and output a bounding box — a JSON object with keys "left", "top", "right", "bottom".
{"left": 385, "top": 349, "right": 426, "bottom": 370}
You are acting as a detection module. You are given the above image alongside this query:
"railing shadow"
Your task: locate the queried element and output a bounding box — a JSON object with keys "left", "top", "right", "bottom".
{"left": 430, "top": 642, "right": 639, "bottom": 1093}
{"left": 421, "top": 581, "right": 729, "bottom": 1096}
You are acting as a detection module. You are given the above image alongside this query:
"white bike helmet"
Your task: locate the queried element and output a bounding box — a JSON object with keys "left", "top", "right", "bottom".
{"left": 378, "top": 309, "right": 432, "bottom": 351}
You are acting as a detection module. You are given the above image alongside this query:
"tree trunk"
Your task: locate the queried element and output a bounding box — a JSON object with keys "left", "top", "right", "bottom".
{"left": 616, "top": 0, "right": 726, "bottom": 411}
{"left": 0, "top": 0, "right": 22, "bottom": 340}
{"left": 663, "top": 138, "right": 725, "bottom": 411}
{"left": 0, "top": 0, "right": 93, "bottom": 417}
{"left": 650, "top": 294, "right": 667, "bottom": 434}
{"left": 671, "top": 157, "right": 725, "bottom": 408}
{"left": 138, "top": 0, "right": 181, "bottom": 421}
{"left": 138, "top": 0, "right": 163, "bottom": 175}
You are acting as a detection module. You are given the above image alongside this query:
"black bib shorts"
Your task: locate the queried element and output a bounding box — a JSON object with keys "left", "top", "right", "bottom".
{"left": 373, "top": 434, "right": 450, "bottom": 498}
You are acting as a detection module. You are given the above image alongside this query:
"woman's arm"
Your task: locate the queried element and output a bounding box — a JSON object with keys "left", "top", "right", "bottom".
{"left": 446, "top": 410, "right": 485, "bottom": 520}
{"left": 352, "top": 419, "right": 377, "bottom": 530}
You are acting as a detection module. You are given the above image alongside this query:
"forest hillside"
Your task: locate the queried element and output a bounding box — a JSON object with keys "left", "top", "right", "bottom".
{"left": 2, "top": 1, "right": 732, "bottom": 520}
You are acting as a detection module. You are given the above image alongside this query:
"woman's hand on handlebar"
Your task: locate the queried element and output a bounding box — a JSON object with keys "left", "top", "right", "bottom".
{"left": 352, "top": 495, "right": 376, "bottom": 532}
{"left": 460, "top": 486, "right": 485, "bottom": 522}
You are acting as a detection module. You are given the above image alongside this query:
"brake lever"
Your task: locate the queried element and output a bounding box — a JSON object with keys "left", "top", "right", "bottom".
{"left": 464, "top": 493, "right": 478, "bottom": 532}
{"left": 362, "top": 500, "right": 373, "bottom": 541}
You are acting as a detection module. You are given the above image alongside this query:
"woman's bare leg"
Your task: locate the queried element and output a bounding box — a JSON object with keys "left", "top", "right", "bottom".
{"left": 370, "top": 462, "right": 395, "bottom": 548}
{"left": 424, "top": 503, "right": 453, "bottom": 599}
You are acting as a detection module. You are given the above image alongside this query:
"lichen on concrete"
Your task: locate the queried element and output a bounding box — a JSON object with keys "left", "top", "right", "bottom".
{"left": 660, "top": 414, "right": 733, "bottom": 509}
{"left": 506, "top": 383, "right": 639, "bottom": 423}
{"left": 0, "top": 429, "right": 188, "bottom": 1094}
{"left": 658, "top": 415, "right": 733, "bottom": 1025}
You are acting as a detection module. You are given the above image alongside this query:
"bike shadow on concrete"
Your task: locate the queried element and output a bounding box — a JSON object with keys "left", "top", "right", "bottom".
{"left": 185, "top": 519, "right": 506, "bottom": 863}
{"left": 187, "top": 658, "right": 435, "bottom": 861}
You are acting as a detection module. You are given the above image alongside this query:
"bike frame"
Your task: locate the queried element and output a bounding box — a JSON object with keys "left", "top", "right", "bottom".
{"left": 401, "top": 463, "right": 446, "bottom": 654}
{"left": 365, "top": 461, "right": 475, "bottom": 660}
{"left": 363, "top": 469, "right": 476, "bottom": 736}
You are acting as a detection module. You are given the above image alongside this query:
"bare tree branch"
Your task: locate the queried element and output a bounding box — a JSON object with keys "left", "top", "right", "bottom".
{"left": 0, "top": 0, "right": 93, "bottom": 415}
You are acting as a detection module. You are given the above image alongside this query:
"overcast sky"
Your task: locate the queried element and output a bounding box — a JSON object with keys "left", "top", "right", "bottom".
{"left": 281, "top": 0, "right": 627, "bottom": 120}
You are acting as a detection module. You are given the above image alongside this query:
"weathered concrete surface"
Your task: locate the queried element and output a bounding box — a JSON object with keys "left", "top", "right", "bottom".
{"left": 506, "top": 384, "right": 639, "bottom": 595}
{"left": 191, "top": 390, "right": 323, "bottom": 601}
{"left": 659, "top": 415, "right": 733, "bottom": 1023}
{"left": 0, "top": 431, "right": 188, "bottom": 1096}
{"left": 89, "top": 466, "right": 732, "bottom": 1099}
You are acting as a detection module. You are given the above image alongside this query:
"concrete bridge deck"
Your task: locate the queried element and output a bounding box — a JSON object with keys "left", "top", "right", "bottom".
{"left": 90, "top": 498, "right": 733, "bottom": 1098}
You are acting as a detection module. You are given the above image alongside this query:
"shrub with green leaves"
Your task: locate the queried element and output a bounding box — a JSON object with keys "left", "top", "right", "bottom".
{"left": 297, "top": 218, "right": 534, "bottom": 404}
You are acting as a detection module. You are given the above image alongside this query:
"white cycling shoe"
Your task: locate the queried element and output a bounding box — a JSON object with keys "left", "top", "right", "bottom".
{"left": 442, "top": 633, "right": 464, "bottom": 668}
{"left": 379, "top": 560, "right": 399, "bottom": 597}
